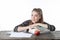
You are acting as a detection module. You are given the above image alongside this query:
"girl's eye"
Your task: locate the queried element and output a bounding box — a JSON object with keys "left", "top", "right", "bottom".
{"left": 35, "top": 15, "right": 38, "bottom": 17}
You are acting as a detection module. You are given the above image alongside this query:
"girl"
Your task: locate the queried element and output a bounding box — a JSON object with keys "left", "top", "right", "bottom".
{"left": 14, "top": 8, "right": 55, "bottom": 32}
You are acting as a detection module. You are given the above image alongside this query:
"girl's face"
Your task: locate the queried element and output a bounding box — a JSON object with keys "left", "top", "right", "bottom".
{"left": 31, "top": 11, "right": 41, "bottom": 23}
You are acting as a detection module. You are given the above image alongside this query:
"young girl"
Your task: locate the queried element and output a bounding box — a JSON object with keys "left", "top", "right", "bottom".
{"left": 14, "top": 8, "right": 55, "bottom": 32}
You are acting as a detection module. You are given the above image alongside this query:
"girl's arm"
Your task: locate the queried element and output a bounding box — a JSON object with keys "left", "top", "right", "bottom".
{"left": 35, "top": 23, "right": 55, "bottom": 31}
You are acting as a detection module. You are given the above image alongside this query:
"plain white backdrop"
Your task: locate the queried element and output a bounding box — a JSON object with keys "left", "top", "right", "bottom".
{"left": 0, "top": 0, "right": 60, "bottom": 31}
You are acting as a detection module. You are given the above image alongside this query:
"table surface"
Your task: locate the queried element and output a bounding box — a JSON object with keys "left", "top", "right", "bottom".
{"left": 0, "top": 31, "right": 60, "bottom": 40}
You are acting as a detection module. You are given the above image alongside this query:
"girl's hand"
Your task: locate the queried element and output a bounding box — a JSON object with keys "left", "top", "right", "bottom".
{"left": 29, "top": 24, "right": 38, "bottom": 29}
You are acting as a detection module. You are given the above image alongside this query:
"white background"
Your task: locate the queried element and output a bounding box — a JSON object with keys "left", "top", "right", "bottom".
{"left": 0, "top": 0, "right": 60, "bottom": 31}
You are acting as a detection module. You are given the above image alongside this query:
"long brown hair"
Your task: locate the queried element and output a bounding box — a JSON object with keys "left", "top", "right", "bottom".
{"left": 32, "top": 8, "right": 44, "bottom": 23}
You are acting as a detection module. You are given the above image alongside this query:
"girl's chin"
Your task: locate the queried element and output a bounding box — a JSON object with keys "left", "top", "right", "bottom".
{"left": 32, "top": 21, "right": 37, "bottom": 24}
